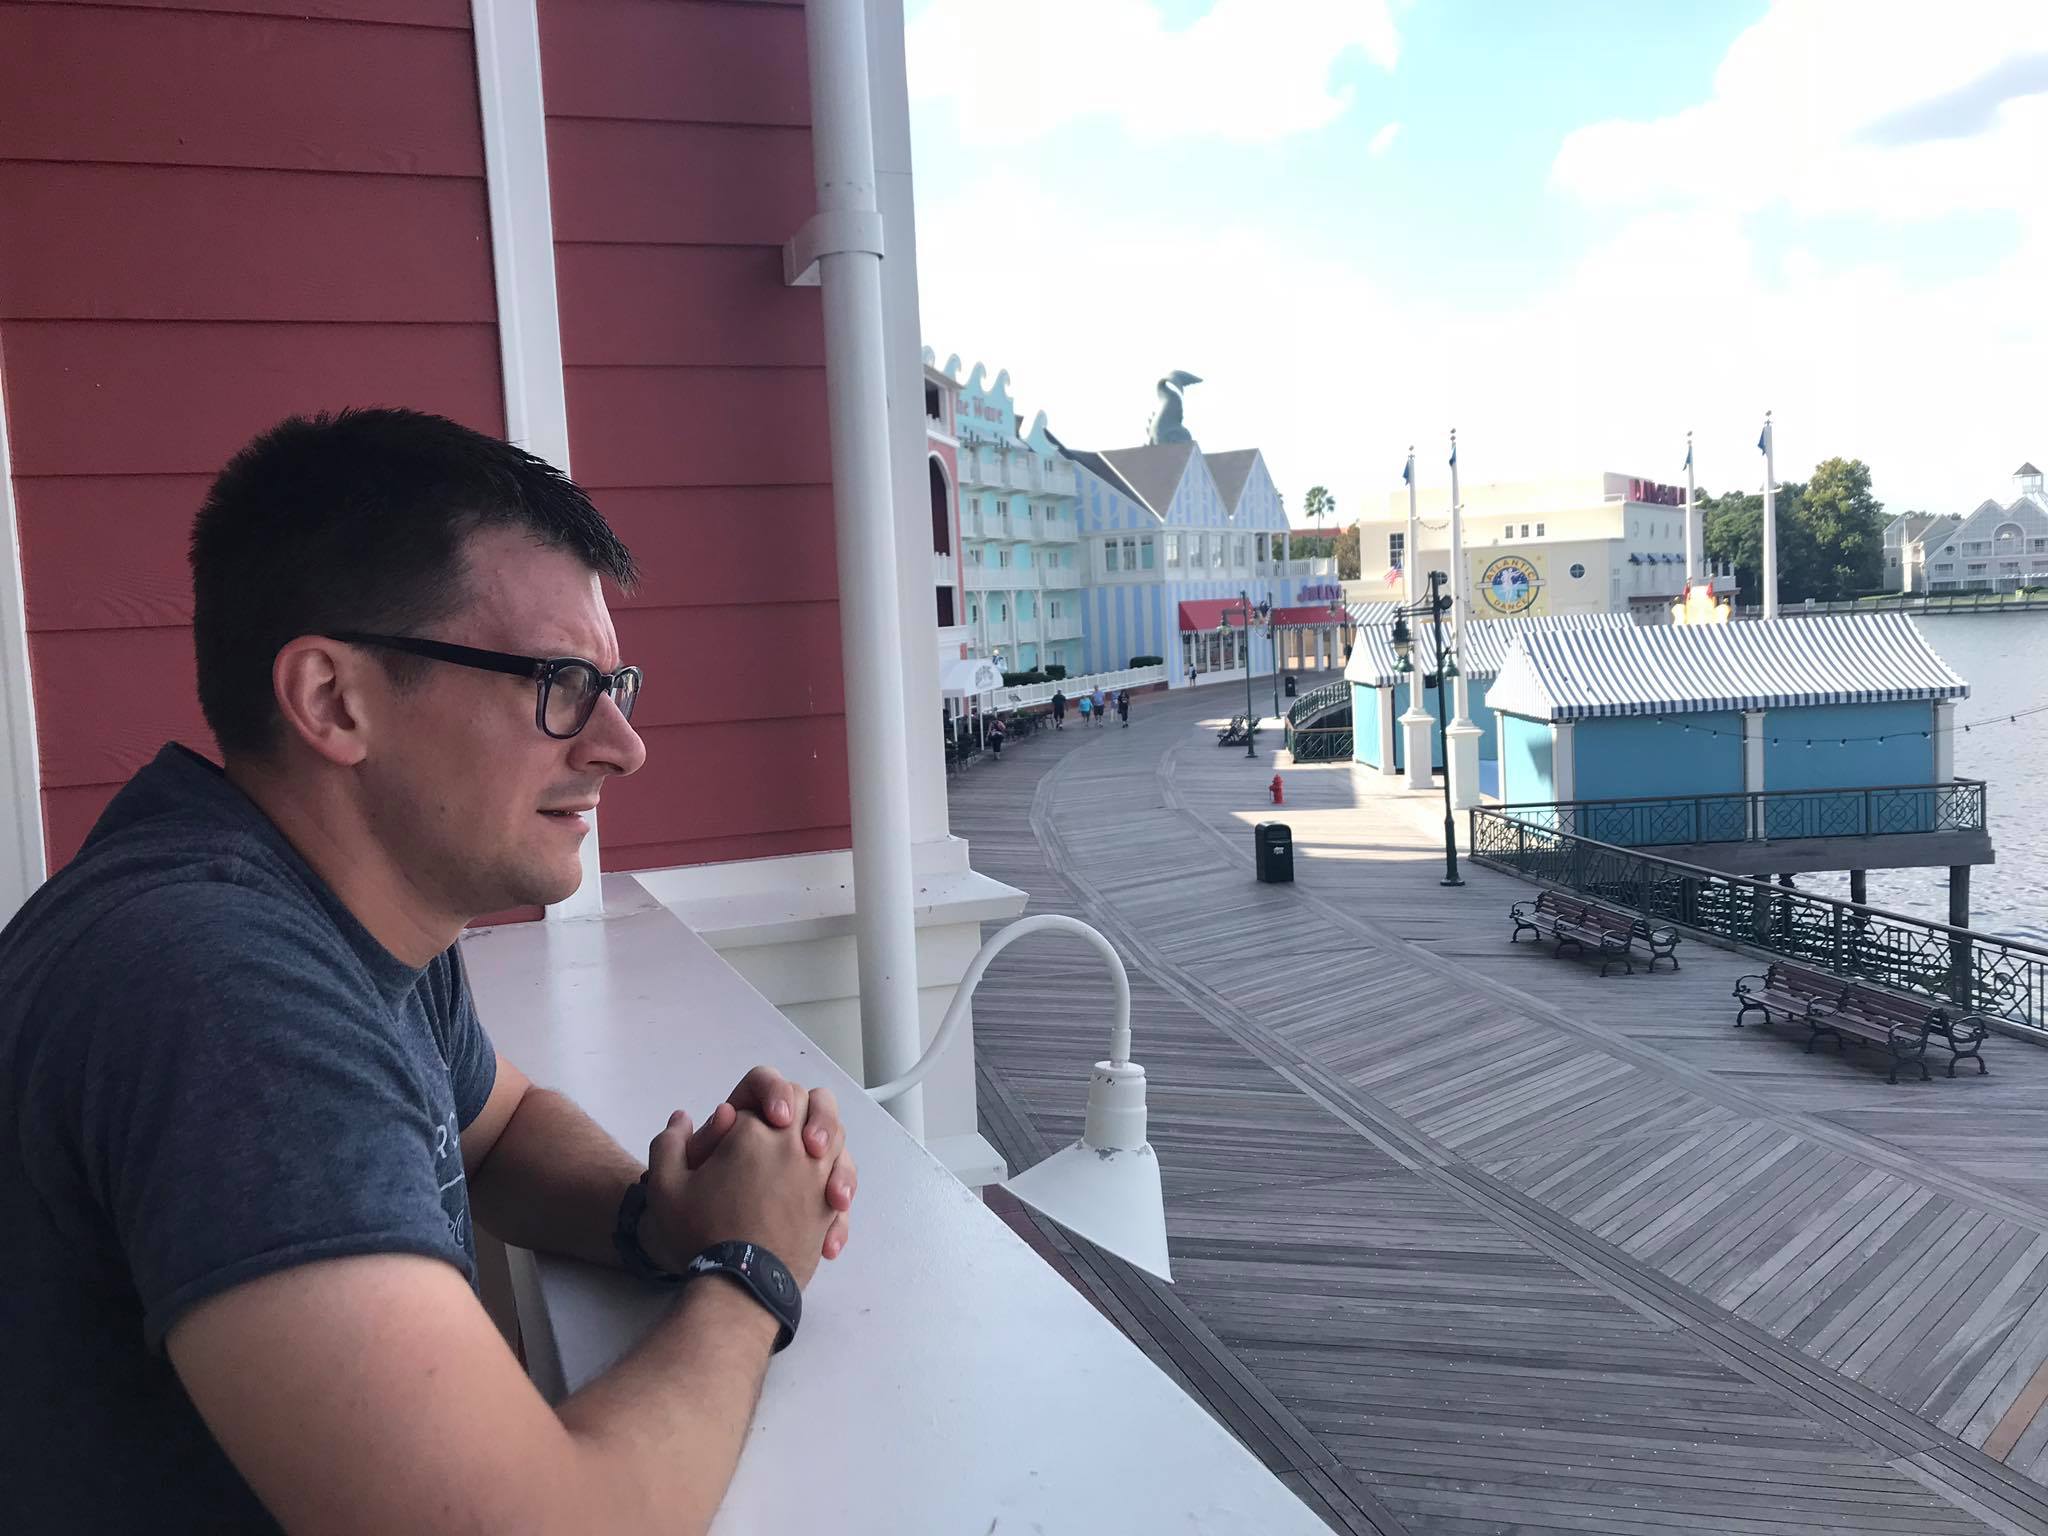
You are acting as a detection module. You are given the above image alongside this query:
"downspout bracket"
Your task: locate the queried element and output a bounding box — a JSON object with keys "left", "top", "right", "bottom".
{"left": 783, "top": 209, "right": 887, "bottom": 287}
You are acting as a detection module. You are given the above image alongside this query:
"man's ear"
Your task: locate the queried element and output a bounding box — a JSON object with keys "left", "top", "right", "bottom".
{"left": 272, "top": 637, "right": 372, "bottom": 767}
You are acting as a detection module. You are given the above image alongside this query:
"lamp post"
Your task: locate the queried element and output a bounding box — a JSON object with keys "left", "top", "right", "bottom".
{"left": 1390, "top": 569, "right": 1464, "bottom": 887}
{"left": 869, "top": 914, "right": 1171, "bottom": 1282}
{"left": 1218, "top": 596, "right": 1263, "bottom": 758}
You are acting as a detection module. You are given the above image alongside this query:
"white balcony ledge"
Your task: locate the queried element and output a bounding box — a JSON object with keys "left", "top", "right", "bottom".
{"left": 460, "top": 877, "right": 1322, "bottom": 1534}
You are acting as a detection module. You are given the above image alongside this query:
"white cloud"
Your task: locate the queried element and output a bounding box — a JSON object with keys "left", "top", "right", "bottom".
{"left": 1552, "top": 0, "right": 2048, "bottom": 221}
{"left": 914, "top": 2, "right": 2048, "bottom": 518}
{"left": 906, "top": 0, "right": 1400, "bottom": 145}
{"left": 1368, "top": 121, "right": 1402, "bottom": 157}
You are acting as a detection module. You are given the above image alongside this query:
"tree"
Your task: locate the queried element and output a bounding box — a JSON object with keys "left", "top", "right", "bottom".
{"left": 1798, "top": 457, "right": 1885, "bottom": 598}
{"left": 1303, "top": 485, "right": 1335, "bottom": 533}
{"left": 1332, "top": 524, "right": 1361, "bottom": 581}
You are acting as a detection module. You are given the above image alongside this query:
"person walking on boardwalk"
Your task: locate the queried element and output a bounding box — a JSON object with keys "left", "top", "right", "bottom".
{"left": 988, "top": 712, "right": 1007, "bottom": 759}
{"left": 1077, "top": 691, "right": 1092, "bottom": 728}
{"left": 1051, "top": 688, "right": 1066, "bottom": 730}
{"left": 1091, "top": 685, "right": 1106, "bottom": 726}
{"left": 1117, "top": 690, "right": 1130, "bottom": 728}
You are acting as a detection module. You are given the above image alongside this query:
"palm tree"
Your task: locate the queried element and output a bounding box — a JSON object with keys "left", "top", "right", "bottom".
{"left": 1303, "top": 485, "right": 1335, "bottom": 535}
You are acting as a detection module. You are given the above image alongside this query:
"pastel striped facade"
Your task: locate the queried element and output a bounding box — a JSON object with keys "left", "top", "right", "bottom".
{"left": 1068, "top": 444, "right": 1303, "bottom": 681}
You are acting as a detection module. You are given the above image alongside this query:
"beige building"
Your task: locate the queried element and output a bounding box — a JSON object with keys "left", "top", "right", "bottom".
{"left": 1358, "top": 471, "right": 1733, "bottom": 618}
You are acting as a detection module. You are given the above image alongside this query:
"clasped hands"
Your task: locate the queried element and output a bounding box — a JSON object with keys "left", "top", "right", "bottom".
{"left": 638, "top": 1066, "right": 858, "bottom": 1291}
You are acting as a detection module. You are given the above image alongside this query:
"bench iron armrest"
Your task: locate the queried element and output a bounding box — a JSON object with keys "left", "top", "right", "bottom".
{"left": 1942, "top": 1012, "right": 1993, "bottom": 1044}
{"left": 1734, "top": 974, "right": 1766, "bottom": 999}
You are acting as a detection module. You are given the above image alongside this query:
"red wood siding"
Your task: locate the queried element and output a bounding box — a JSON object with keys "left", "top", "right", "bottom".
{"left": 0, "top": 1, "right": 500, "bottom": 871}
{"left": 539, "top": 0, "right": 850, "bottom": 869}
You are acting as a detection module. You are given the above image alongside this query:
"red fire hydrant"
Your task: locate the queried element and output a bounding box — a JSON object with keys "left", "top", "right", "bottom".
{"left": 1269, "top": 774, "right": 1284, "bottom": 805}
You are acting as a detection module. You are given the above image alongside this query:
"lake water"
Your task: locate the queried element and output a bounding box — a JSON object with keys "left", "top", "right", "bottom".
{"left": 1802, "top": 612, "right": 2048, "bottom": 944}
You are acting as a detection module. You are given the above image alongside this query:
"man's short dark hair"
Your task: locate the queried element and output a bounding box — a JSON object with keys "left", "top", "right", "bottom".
{"left": 190, "top": 408, "right": 637, "bottom": 758}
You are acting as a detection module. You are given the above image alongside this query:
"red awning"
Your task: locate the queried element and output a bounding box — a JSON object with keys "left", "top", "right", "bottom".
{"left": 1178, "top": 599, "right": 1343, "bottom": 633}
{"left": 1176, "top": 599, "right": 1245, "bottom": 632}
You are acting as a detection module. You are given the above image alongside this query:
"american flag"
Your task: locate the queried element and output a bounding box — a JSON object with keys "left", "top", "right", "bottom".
{"left": 1384, "top": 565, "right": 1402, "bottom": 587}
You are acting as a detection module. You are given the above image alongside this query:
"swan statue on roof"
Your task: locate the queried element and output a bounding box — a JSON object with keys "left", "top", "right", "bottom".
{"left": 1146, "top": 370, "right": 1202, "bottom": 446}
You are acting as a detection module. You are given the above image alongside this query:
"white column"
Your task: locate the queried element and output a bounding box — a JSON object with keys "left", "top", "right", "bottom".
{"left": 1742, "top": 709, "right": 1765, "bottom": 838}
{"left": 793, "top": 0, "right": 924, "bottom": 1135}
{"left": 1399, "top": 447, "right": 1432, "bottom": 786}
{"left": 472, "top": 0, "right": 603, "bottom": 918}
{"left": 1378, "top": 687, "right": 1399, "bottom": 776}
{"left": 1684, "top": 429, "right": 1700, "bottom": 584}
{"left": 865, "top": 0, "right": 947, "bottom": 846}
{"left": 1445, "top": 429, "right": 1482, "bottom": 809}
{"left": 1550, "top": 721, "right": 1576, "bottom": 803}
{"left": 1933, "top": 700, "right": 1956, "bottom": 782}
{"left": 0, "top": 349, "right": 45, "bottom": 925}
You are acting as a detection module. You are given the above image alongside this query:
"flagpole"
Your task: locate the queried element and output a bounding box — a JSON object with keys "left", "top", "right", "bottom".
{"left": 1447, "top": 428, "right": 1472, "bottom": 729}
{"left": 1684, "top": 430, "right": 1699, "bottom": 583}
{"left": 1444, "top": 427, "right": 1482, "bottom": 810}
{"left": 1761, "top": 410, "right": 1778, "bottom": 619}
{"left": 1399, "top": 447, "right": 1432, "bottom": 789}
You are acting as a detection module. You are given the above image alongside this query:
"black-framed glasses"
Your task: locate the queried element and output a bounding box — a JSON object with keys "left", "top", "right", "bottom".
{"left": 331, "top": 632, "right": 642, "bottom": 740}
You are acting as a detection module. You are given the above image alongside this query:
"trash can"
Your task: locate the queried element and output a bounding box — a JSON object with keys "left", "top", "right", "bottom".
{"left": 1254, "top": 821, "right": 1294, "bottom": 884}
{"left": 1283, "top": 674, "right": 1298, "bottom": 698}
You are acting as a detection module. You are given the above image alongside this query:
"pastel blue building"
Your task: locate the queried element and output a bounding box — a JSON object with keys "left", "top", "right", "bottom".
{"left": 1345, "top": 610, "right": 1635, "bottom": 780}
{"left": 1055, "top": 439, "right": 1343, "bottom": 685}
{"left": 1485, "top": 613, "right": 1968, "bottom": 818}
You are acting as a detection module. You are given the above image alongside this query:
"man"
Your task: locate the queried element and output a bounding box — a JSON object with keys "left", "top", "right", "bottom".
{"left": 1117, "top": 690, "right": 1131, "bottom": 728}
{"left": 1091, "top": 684, "right": 1107, "bottom": 725}
{"left": 0, "top": 410, "right": 857, "bottom": 1534}
{"left": 1051, "top": 688, "right": 1066, "bottom": 729}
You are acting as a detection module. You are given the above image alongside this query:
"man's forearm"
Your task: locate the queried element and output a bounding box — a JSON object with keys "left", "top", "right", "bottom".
{"left": 468, "top": 1086, "right": 641, "bottom": 1269}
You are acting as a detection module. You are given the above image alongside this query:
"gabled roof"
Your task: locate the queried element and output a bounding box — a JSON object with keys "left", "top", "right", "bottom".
{"left": 1928, "top": 494, "right": 2048, "bottom": 556}
{"left": 1205, "top": 449, "right": 1259, "bottom": 514}
{"left": 1346, "top": 611, "right": 1633, "bottom": 689}
{"left": 1098, "top": 443, "right": 1197, "bottom": 519}
{"left": 1052, "top": 433, "right": 1153, "bottom": 512}
{"left": 1484, "top": 614, "right": 1967, "bottom": 723}
{"left": 2016, "top": 462, "right": 2041, "bottom": 476}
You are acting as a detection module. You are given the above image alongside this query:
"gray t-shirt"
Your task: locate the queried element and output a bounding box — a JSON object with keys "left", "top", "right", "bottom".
{"left": 0, "top": 744, "right": 498, "bottom": 1533}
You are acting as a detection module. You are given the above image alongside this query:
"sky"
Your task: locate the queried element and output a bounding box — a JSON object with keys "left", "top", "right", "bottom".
{"left": 904, "top": 0, "right": 2048, "bottom": 525}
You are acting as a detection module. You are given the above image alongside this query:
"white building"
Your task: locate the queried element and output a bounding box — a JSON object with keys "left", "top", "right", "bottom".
{"left": 933, "top": 354, "right": 1086, "bottom": 675}
{"left": 1358, "top": 470, "right": 1732, "bottom": 619}
{"left": 1920, "top": 464, "right": 2048, "bottom": 592}
{"left": 1883, "top": 511, "right": 1962, "bottom": 593}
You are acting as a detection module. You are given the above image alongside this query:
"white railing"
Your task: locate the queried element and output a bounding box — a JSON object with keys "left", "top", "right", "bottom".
{"left": 930, "top": 550, "right": 956, "bottom": 588}
{"left": 1041, "top": 516, "right": 1081, "bottom": 543}
{"left": 1042, "top": 565, "right": 1082, "bottom": 590}
{"left": 995, "top": 664, "right": 1166, "bottom": 710}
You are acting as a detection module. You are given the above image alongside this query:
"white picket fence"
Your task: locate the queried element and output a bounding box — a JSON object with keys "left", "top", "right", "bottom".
{"left": 993, "top": 664, "right": 1166, "bottom": 712}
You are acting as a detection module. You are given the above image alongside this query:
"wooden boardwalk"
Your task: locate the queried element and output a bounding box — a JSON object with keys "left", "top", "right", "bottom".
{"left": 952, "top": 681, "right": 2048, "bottom": 1535}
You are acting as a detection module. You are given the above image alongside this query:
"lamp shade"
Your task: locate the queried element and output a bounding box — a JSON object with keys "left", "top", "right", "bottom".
{"left": 1002, "top": 1061, "right": 1172, "bottom": 1283}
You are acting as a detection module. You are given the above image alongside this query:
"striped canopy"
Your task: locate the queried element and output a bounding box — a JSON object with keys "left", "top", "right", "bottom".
{"left": 1345, "top": 610, "right": 1634, "bottom": 690}
{"left": 1484, "top": 613, "right": 1969, "bottom": 723}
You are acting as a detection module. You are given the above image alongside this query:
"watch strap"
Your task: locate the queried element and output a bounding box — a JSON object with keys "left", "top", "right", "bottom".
{"left": 612, "top": 1175, "right": 687, "bottom": 1286}
{"left": 687, "top": 1241, "right": 801, "bottom": 1353}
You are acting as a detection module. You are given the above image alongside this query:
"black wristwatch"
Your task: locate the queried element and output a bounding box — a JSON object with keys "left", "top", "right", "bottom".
{"left": 612, "top": 1178, "right": 801, "bottom": 1352}
{"left": 685, "top": 1241, "right": 801, "bottom": 1354}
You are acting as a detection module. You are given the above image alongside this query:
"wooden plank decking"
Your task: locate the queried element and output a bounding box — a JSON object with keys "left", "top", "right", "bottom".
{"left": 951, "top": 681, "right": 2048, "bottom": 1534}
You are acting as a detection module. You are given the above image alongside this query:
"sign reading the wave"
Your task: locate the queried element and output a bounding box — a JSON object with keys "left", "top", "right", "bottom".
{"left": 1297, "top": 582, "right": 1342, "bottom": 602}
{"left": 1629, "top": 478, "right": 1685, "bottom": 506}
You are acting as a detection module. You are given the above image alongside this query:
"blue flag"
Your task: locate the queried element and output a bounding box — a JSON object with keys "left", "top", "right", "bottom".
{"left": 1402, "top": 457, "right": 1413, "bottom": 486}
{"left": 1449, "top": 441, "right": 1457, "bottom": 469}
{"left": 1757, "top": 421, "right": 1769, "bottom": 454}
{"left": 1684, "top": 440, "right": 1692, "bottom": 472}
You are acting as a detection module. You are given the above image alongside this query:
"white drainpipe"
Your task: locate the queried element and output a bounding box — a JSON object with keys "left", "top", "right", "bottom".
{"left": 789, "top": 0, "right": 924, "bottom": 1136}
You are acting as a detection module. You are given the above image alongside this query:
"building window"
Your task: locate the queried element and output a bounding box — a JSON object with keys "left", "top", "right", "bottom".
{"left": 1256, "top": 533, "right": 1268, "bottom": 562}
{"left": 994, "top": 601, "right": 1007, "bottom": 620}
{"left": 1388, "top": 531, "right": 1405, "bottom": 569}
{"left": 1049, "top": 598, "right": 1061, "bottom": 618}
{"left": 1023, "top": 595, "right": 1037, "bottom": 617}
{"left": 1166, "top": 532, "right": 1181, "bottom": 565}
{"left": 968, "top": 547, "right": 982, "bottom": 565}
{"left": 996, "top": 548, "right": 1011, "bottom": 568}
{"left": 968, "top": 600, "right": 978, "bottom": 623}
{"left": 1536, "top": 522, "right": 1545, "bottom": 537}
{"left": 1212, "top": 536, "right": 1225, "bottom": 568}
{"left": 1520, "top": 524, "right": 1530, "bottom": 538}
{"left": 1141, "top": 539, "right": 1157, "bottom": 570}
{"left": 1122, "top": 537, "right": 1138, "bottom": 570}
{"left": 1104, "top": 540, "right": 1119, "bottom": 573}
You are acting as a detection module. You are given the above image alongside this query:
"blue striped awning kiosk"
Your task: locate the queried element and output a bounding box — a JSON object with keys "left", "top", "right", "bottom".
{"left": 1484, "top": 613, "right": 1969, "bottom": 723}
{"left": 1344, "top": 610, "right": 1634, "bottom": 690}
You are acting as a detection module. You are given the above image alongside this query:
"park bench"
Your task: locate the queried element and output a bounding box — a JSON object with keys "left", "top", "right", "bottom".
{"left": 1216, "top": 716, "right": 1257, "bottom": 747}
{"left": 1733, "top": 963, "right": 1987, "bottom": 1084}
{"left": 1509, "top": 890, "right": 1636, "bottom": 976}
